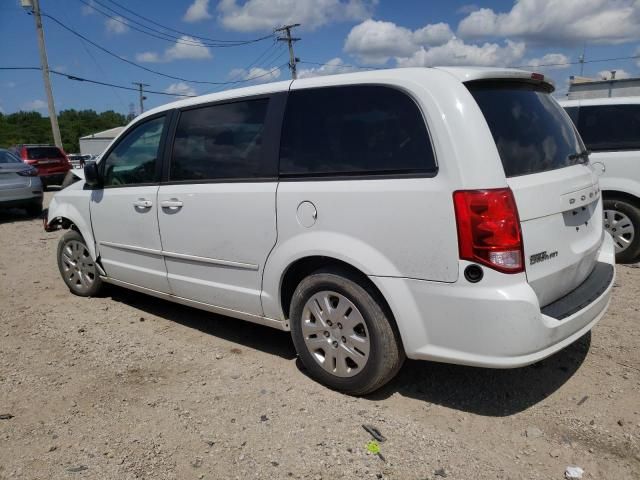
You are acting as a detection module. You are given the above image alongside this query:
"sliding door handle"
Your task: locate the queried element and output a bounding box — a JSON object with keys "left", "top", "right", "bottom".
{"left": 133, "top": 199, "right": 152, "bottom": 208}
{"left": 160, "top": 199, "right": 183, "bottom": 209}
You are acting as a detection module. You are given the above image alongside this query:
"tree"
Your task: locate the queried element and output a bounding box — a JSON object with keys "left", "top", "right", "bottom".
{"left": 0, "top": 109, "right": 126, "bottom": 152}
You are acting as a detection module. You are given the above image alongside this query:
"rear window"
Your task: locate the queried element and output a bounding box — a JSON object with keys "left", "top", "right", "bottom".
{"left": 0, "top": 149, "right": 22, "bottom": 164}
{"left": 576, "top": 104, "right": 640, "bottom": 152}
{"left": 467, "top": 82, "right": 583, "bottom": 177}
{"left": 279, "top": 85, "right": 436, "bottom": 177}
{"left": 26, "top": 147, "right": 64, "bottom": 160}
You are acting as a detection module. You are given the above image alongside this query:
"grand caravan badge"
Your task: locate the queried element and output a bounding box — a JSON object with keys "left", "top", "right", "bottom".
{"left": 530, "top": 250, "right": 558, "bottom": 265}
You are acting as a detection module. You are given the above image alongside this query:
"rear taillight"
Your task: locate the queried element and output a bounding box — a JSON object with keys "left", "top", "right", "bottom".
{"left": 17, "top": 166, "right": 38, "bottom": 177}
{"left": 453, "top": 188, "right": 524, "bottom": 274}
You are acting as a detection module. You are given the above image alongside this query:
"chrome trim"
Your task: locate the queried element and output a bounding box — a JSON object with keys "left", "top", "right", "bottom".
{"left": 162, "top": 250, "right": 258, "bottom": 270}
{"left": 99, "top": 241, "right": 162, "bottom": 256}
{"left": 99, "top": 276, "right": 290, "bottom": 331}
{"left": 98, "top": 241, "right": 258, "bottom": 271}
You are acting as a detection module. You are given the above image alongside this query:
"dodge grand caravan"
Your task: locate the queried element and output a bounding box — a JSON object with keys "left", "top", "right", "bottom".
{"left": 45, "top": 67, "right": 615, "bottom": 394}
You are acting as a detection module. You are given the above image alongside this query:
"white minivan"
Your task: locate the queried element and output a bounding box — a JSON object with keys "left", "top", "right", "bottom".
{"left": 46, "top": 67, "right": 615, "bottom": 394}
{"left": 560, "top": 97, "right": 640, "bottom": 264}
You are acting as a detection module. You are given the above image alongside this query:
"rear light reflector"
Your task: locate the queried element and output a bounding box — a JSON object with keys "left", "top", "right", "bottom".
{"left": 453, "top": 188, "right": 524, "bottom": 273}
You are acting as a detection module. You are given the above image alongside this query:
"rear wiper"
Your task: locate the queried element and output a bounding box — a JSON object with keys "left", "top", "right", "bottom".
{"left": 568, "top": 150, "right": 590, "bottom": 163}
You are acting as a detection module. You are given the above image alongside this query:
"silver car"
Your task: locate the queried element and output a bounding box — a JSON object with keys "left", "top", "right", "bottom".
{"left": 0, "top": 148, "right": 44, "bottom": 216}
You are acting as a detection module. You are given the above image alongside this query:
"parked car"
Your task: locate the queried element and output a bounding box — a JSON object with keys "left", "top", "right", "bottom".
{"left": 45, "top": 67, "right": 615, "bottom": 394}
{"left": 11, "top": 144, "right": 71, "bottom": 189}
{"left": 67, "top": 154, "right": 91, "bottom": 169}
{"left": 0, "top": 148, "right": 43, "bottom": 216}
{"left": 560, "top": 97, "right": 640, "bottom": 263}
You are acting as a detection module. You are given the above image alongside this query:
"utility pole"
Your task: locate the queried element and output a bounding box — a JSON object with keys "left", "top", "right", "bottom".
{"left": 132, "top": 82, "right": 149, "bottom": 114}
{"left": 22, "top": 0, "right": 62, "bottom": 148}
{"left": 275, "top": 24, "right": 300, "bottom": 79}
{"left": 579, "top": 43, "right": 586, "bottom": 76}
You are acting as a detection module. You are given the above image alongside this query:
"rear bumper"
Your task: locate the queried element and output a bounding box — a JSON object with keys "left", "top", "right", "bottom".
{"left": 370, "top": 233, "right": 616, "bottom": 368}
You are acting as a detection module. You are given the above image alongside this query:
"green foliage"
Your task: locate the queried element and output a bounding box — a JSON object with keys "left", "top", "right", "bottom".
{"left": 0, "top": 109, "right": 126, "bottom": 153}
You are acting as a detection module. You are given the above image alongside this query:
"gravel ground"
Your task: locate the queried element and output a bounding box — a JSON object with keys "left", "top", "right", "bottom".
{"left": 1, "top": 192, "right": 639, "bottom": 480}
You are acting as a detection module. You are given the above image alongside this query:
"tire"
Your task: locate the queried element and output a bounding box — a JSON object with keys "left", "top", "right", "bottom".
{"left": 57, "top": 230, "right": 103, "bottom": 297}
{"left": 26, "top": 199, "right": 43, "bottom": 217}
{"left": 290, "top": 267, "right": 405, "bottom": 395}
{"left": 603, "top": 197, "right": 640, "bottom": 264}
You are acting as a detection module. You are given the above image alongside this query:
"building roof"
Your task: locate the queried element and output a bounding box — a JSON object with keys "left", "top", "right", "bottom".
{"left": 79, "top": 126, "right": 125, "bottom": 140}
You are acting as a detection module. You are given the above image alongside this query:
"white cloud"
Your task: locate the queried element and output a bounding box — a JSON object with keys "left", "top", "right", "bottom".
{"left": 217, "top": 0, "right": 376, "bottom": 32}
{"left": 344, "top": 19, "right": 525, "bottom": 67}
{"left": 344, "top": 19, "right": 416, "bottom": 64}
{"left": 136, "top": 36, "right": 212, "bottom": 63}
{"left": 165, "top": 82, "right": 197, "bottom": 97}
{"left": 458, "top": 0, "right": 640, "bottom": 45}
{"left": 297, "top": 57, "right": 357, "bottom": 78}
{"left": 228, "top": 66, "right": 282, "bottom": 83}
{"left": 135, "top": 52, "right": 161, "bottom": 63}
{"left": 413, "top": 22, "right": 455, "bottom": 47}
{"left": 81, "top": 0, "right": 96, "bottom": 15}
{"left": 184, "top": 0, "right": 212, "bottom": 23}
{"left": 597, "top": 69, "right": 631, "bottom": 80}
{"left": 105, "top": 16, "right": 129, "bottom": 34}
{"left": 397, "top": 39, "right": 526, "bottom": 68}
{"left": 456, "top": 4, "right": 479, "bottom": 15}
{"left": 524, "top": 53, "right": 570, "bottom": 69}
{"left": 22, "top": 99, "right": 47, "bottom": 111}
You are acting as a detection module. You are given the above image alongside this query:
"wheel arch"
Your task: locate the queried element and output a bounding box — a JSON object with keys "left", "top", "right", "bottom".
{"left": 277, "top": 255, "right": 401, "bottom": 341}
{"left": 46, "top": 199, "right": 97, "bottom": 260}
{"left": 602, "top": 189, "right": 640, "bottom": 207}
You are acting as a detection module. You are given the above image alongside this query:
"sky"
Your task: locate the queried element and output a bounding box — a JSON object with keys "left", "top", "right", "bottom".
{"left": 1, "top": 0, "right": 639, "bottom": 116}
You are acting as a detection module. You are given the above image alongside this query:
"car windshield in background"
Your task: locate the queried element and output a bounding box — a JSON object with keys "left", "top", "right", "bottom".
{"left": 26, "top": 147, "right": 64, "bottom": 160}
{"left": 0, "top": 149, "right": 23, "bottom": 164}
{"left": 467, "top": 81, "right": 583, "bottom": 177}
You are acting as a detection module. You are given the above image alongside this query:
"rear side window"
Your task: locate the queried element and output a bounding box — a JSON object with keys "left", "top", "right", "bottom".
{"left": 26, "top": 147, "right": 64, "bottom": 160}
{"left": 467, "top": 82, "right": 583, "bottom": 177}
{"left": 279, "top": 86, "right": 436, "bottom": 177}
{"left": 577, "top": 104, "right": 640, "bottom": 151}
{"left": 170, "top": 99, "right": 270, "bottom": 181}
{"left": 0, "top": 150, "right": 22, "bottom": 164}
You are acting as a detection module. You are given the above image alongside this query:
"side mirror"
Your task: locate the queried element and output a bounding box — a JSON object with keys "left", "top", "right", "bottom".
{"left": 84, "top": 161, "right": 101, "bottom": 187}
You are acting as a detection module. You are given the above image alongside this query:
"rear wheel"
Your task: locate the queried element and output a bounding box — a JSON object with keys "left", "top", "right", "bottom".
{"left": 290, "top": 268, "right": 404, "bottom": 395}
{"left": 57, "top": 230, "right": 103, "bottom": 296}
{"left": 603, "top": 198, "right": 640, "bottom": 264}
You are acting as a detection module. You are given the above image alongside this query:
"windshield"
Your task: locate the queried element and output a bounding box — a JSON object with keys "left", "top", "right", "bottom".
{"left": 467, "top": 81, "right": 584, "bottom": 177}
{"left": 0, "top": 149, "right": 23, "bottom": 164}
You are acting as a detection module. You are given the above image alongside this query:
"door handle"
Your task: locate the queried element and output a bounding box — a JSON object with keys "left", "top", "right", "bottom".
{"left": 133, "top": 199, "right": 153, "bottom": 208}
{"left": 160, "top": 199, "right": 183, "bottom": 209}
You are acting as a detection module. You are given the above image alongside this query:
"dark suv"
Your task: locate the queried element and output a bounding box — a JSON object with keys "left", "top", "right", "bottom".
{"left": 11, "top": 144, "right": 71, "bottom": 189}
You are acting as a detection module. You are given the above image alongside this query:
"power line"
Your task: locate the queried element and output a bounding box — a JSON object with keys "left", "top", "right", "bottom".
{"left": 39, "top": 11, "right": 287, "bottom": 86}
{"left": 299, "top": 60, "right": 375, "bottom": 71}
{"left": 77, "top": 0, "right": 273, "bottom": 48}
{"left": 511, "top": 54, "right": 640, "bottom": 69}
{"left": 59, "top": 4, "right": 128, "bottom": 112}
{"left": 0, "top": 67, "right": 196, "bottom": 97}
{"left": 103, "top": 0, "right": 265, "bottom": 44}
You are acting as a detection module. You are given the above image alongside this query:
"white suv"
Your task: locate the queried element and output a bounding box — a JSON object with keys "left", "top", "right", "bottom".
{"left": 46, "top": 67, "right": 615, "bottom": 394}
{"left": 560, "top": 97, "right": 640, "bottom": 264}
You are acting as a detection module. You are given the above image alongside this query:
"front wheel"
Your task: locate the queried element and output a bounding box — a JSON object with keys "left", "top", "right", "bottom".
{"left": 290, "top": 268, "right": 404, "bottom": 395}
{"left": 57, "top": 230, "right": 103, "bottom": 296}
{"left": 603, "top": 198, "right": 640, "bottom": 264}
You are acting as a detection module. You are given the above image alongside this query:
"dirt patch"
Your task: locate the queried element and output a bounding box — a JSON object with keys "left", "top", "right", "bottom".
{"left": 1, "top": 193, "right": 639, "bottom": 479}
